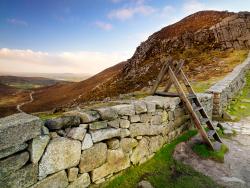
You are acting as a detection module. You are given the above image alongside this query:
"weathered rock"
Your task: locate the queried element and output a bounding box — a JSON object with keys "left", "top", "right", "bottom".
{"left": 0, "top": 164, "right": 38, "bottom": 188}
{"left": 56, "top": 130, "right": 67, "bottom": 137}
{"left": 112, "top": 104, "right": 135, "bottom": 116}
{"left": 138, "top": 180, "right": 154, "bottom": 188}
{"left": 149, "top": 135, "right": 164, "bottom": 154}
{"left": 107, "top": 138, "right": 120, "bottom": 149}
{"left": 67, "top": 167, "right": 79, "bottom": 182}
{"left": 120, "top": 138, "right": 138, "bottom": 153}
{"left": 162, "top": 110, "right": 168, "bottom": 123}
{"left": 39, "top": 137, "right": 81, "bottom": 178}
{"left": 29, "top": 135, "right": 50, "bottom": 164}
{"left": 67, "top": 127, "right": 86, "bottom": 141}
{"left": 64, "top": 110, "right": 100, "bottom": 123}
{"left": 82, "top": 133, "right": 93, "bottom": 150}
{"left": 68, "top": 173, "right": 90, "bottom": 188}
{"left": 130, "top": 115, "right": 141, "bottom": 123}
{"left": 96, "top": 107, "right": 118, "bottom": 120}
{"left": 108, "top": 119, "right": 120, "bottom": 128}
{"left": 90, "top": 121, "right": 108, "bottom": 130}
{"left": 131, "top": 138, "right": 150, "bottom": 165}
{"left": 130, "top": 123, "right": 164, "bottom": 137}
{"left": 91, "top": 149, "right": 130, "bottom": 182}
{"left": 140, "top": 114, "right": 152, "bottom": 123}
{"left": 45, "top": 116, "right": 80, "bottom": 130}
{"left": 120, "top": 128, "right": 130, "bottom": 138}
{"left": 79, "top": 143, "right": 107, "bottom": 173}
{"left": 79, "top": 124, "right": 88, "bottom": 129}
{"left": 133, "top": 101, "right": 147, "bottom": 114}
{"left": 31, "top": 170, "right": 68, "bottom": 188}
{"left": 0, "top": 142, "right": 28, "bottom": 160}
{"left": 0, "top": 151, "right": 29, "bottom": 178}
{"left": 150, "top": 115, "right": 162, "bottom": 125}
{"left": 49, "top": 132, "right": 59, "bottom": 139}
{"left": 145, "top": 101, "right": 156, "bottom": 113}
{"left": 41, "top": 126, "right": 49, "bottom": 135}
{"left": 0, "top": 113, "right": 42, "bottom": 150}
{"left": 224, "top": 129, "right": 234, "bottom": 136}
{"left": 120, "top": 119, "right": 130, "bottom": 128}
{"left": 90, "top": 128, "right": 121, "bottom": 143}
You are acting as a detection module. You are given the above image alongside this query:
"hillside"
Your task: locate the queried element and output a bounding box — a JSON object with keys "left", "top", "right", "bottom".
{"left": 12, "top": 10, "right": 250, "bottom": 114}
{"left": 0, "top": 76, "right": 70, "bottom": 89}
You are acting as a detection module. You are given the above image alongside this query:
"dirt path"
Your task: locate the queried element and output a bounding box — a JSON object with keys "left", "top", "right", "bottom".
{"left": 16, "top": 91, "right": 34, "bottom": 113}
{"left": 173, "top": 118, "right": 250, "bottom": 188}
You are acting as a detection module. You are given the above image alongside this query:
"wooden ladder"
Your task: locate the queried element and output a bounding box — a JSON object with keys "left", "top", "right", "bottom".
{"left": 151, "top": 58, "right": 223, "bottom": 151}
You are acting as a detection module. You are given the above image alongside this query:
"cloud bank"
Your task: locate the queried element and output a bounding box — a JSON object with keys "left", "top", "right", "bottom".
{"left": 0, "top": 48, "right": 131, "bottom": 74}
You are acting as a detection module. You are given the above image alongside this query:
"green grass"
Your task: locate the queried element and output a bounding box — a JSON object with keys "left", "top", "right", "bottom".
{"left": 192, "top": 143, "right": 229, "bottom": 163}
{"left": 8, "top": 83, "right": 42, "bottom": 90}
{"left": 36, "top": 113, "right": 62, "bottom": 120}
{"left": 101, "top": 130, "right": 221, "bottom": 188}
{"left": 226, "top": 70, "right": 250, "bottom": 120}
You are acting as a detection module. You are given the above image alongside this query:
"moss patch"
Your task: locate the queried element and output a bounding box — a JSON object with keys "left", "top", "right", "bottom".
{"left": 100, "top": 130, "right": 222, "bottom": 188}
{"left": 192, "top": 143, "right": 228, "bottom": 163}
{"left": 226, "top": 70, "right": 250, "bottom": 120}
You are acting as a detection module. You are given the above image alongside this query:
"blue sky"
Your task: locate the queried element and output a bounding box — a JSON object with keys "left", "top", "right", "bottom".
{"left": 0, "top": 0, "right": 249, "bottom": 74}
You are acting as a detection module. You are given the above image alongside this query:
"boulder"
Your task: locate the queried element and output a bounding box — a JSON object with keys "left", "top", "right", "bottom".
{"left": 0, "top": 143, "right": 28, "bottom": 160}
{"left": 133, "top": 101, "right": 147, "bottom": 114}
{"left": 79, "top": 143, "right": 107, "bottom": 173}
{"left": 31, "top": 170, "right": 68, "bottom": 188}
{"left": 130, "top": 123, "right": 164, "bottom": 137}
{"left": 82, "top": 133, "right": 93, "bottom": 150}
{"left": 29, "top": 135, "right": 50, "bottom": 164}
{"left": 90, "top": 128, "right": 121, "bottom": 143}
{"left": 145, "top": 101, "right": 156, "bottom": 113}
{"left": 89, "top": 121, "right": 108, "bottom": 130}
{"left": 106, "top": 138, "right": 120, "bottom": 150}
{"left": 45, "top": 116, "right": 80, "bottom": 130}
{"left": 108, "top": 119, "right": 120, "bottom": 128}
{"left": 131, "top": 138, "right": 150, "bottom": 165}
{"left": 0, "top": 151, "right": 29, "bottom": 178}
{"left": 120, "top": 138, "right": 138, "bottom": 153}
{"left": 39, "top": 137, "right": 81, "bottom": 178}
{"left": 96, "top": 107, "right": 118, "bottom": 120}
{"left": 149, "top": 135, "right": 164, "bottom": 154}
{"left": 0, "top": 164, "right": 38, "bottom": 188}
{"left": 138, "top": 180, "right": 154, "bottom": 188}
{"left": 67, "top": 167, "right": 79, "bottom": 182}
{"left": 120, "top": 119, "right": 130, "bottom": 128}
{"left": 112, "top": 104, "right": 135, "bottom": 116}
{"left": 68, "top": 173, "right": 90, "bottom": 188}
{"left": 0, "top": 113, "right": 42, "bottom": 150}
{"left": 129, "top": 115, "right": 141, "bottom": 123}
{"left": 67, "top": 127, "right": 86, "bottom": 141}
{"left": 91, "top": 149, "right": 130, "bottom": 182}
{"left": 64, "top": 110, "right": 100, "bottom": 123}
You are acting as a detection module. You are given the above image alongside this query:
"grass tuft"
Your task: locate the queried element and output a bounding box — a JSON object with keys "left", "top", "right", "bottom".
{"left": 192, "top": 143, "right": 228, "bottom": 163}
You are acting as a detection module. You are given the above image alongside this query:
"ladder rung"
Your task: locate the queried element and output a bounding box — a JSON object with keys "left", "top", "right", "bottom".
{"left": 200, "top": 118, "right": 210, "bottom": 124}
{"left": 207, "top": 130, "right": 216, "bottom": 139}
{"left": 188, "top": 94, "right": 197, "bottom": 99}
{"left": 194, "top": 106, "right": 203, "bottom": 112}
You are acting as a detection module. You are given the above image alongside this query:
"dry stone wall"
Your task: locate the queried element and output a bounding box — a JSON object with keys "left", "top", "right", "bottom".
{"left": 0, "top": 94, "right": 212, "bottom": 188}
{"left": 207, "top": 52, "right": 250, "bottom": 117}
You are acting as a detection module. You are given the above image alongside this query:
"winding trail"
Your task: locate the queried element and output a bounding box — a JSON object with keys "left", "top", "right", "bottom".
{"left": 17, "top": 91, "right": 34, "bottom": 113}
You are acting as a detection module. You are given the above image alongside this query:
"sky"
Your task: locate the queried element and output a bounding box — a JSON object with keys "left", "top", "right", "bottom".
{"left": 0, "top": 0, "right": 249, "bottom": 75}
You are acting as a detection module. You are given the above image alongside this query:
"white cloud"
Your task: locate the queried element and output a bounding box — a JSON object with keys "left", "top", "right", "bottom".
{"left": 94, "top": 21, "right": 113, "bottom": 31}
{"left": 182, "top": 0, "right": 207, "bottom": 15}
{"left": 6, "top": 18, "right": 28, "bottom": 26}
{"left": 108, "top": 4, "right": 155, "bottom": 20}
{"left": 0, "top": 48, "right": 131, "bottom": 74}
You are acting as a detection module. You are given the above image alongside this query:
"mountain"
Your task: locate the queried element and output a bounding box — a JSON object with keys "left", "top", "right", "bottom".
{"left": 16, "top": 11, "right": 250, "bottom": 113}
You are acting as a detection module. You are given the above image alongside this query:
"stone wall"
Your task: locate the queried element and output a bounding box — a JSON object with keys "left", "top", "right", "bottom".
{"left": 207, "top": 52, "right": 250, "bottom": 117}
{"left": 0, "top": 94, "right": 212, "bottom": 188}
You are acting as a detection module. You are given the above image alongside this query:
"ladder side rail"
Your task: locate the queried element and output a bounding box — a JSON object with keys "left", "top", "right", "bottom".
{"left": 168, "top": 67, "right": 215, "bottom": 149}
{"left": 150, "top": 59, "right": 171, "bottom": 95}
{"left": 164, "top": 60, "right": 185, "bottom": 92}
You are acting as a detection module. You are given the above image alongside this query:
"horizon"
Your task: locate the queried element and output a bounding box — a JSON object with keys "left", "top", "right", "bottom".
{"left": 0, "top": 0, "right": 250, "bottom": 75}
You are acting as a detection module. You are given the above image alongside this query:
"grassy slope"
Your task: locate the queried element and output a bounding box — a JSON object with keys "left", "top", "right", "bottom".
{"left": 226, "top": 70, "right": 250, "bottom": 120}
{"left": 101, "top": 131, "right": 221, "bottom": 188}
